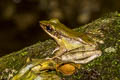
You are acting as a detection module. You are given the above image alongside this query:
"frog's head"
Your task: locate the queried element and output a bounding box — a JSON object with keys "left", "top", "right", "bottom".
{"left": 40, "top": 18, "right": 60, "bottom": 40}
{"left": 40, "top": 18, "right": 74, "bottom": 42}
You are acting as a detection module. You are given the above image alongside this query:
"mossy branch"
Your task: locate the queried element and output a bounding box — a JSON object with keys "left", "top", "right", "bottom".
{"left": 0, "top": 12, "right": 120, "bottom": 80}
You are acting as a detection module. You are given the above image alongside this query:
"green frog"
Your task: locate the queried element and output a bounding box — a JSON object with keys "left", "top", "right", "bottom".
{"left": 40, "top": 18, "right": 103, "bottom": 64}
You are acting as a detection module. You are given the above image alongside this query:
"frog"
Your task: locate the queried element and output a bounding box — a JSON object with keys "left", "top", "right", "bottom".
{"left": 40, "top": 18, "right": 103, "bottom": 64}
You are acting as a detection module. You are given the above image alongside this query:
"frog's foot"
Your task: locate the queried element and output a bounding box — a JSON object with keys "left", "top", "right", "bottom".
{"left": 45, "top": 56, "right": 58, "bottom": 60}
{"left": 45, "top": 56, "right": 61, "bottom": 60}
{"left": 45, "top": 56, "right": 57, "bottom": 60}
{"left": 45, "top": 57, "right": 52, "bottom": 60}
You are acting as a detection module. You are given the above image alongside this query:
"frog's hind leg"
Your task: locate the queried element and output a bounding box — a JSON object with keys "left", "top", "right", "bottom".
{"left": 61, "top": 50, "right": 102, "bottom": 64}
{"left": 73, "top": 53, "right": 101, "bottom": 64}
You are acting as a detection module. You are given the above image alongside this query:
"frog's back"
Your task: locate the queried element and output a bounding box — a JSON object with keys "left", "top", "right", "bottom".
{"left": 50, "top": 18, "right": 95, "bottom": 45}
{"left": 57, "top": 25, "right": 94, "bottom": 45}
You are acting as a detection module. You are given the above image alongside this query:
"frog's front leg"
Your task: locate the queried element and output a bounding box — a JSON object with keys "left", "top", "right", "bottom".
{"left": 60, "top": 50, "right": 102, "bottom": 64}
{"left": 51, "top": 47, "right": 59, "bottom": 54}
{"left": 45, "top": 47, "right": 59, "bottom": 59}
{"left": 46, "top": 46, "right": 67, "bottom": 60}
{"left": 51, "top": 47, "right": 67, "bottom": 59}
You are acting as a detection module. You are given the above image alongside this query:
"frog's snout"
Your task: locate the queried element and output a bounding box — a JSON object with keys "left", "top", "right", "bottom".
{"left": 39, "top": 23, "right": 44, "bottom": 28}
{"left": 40, "top": 23, "right": 47, "bottom": 31}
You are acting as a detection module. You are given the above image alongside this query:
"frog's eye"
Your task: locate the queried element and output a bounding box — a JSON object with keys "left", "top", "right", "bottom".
{"left": 46, "top": 25, "right": 53, "bottom": 32}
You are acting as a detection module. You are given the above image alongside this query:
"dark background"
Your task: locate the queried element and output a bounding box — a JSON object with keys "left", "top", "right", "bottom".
{"left": 0, "top": 0, "right": 120, "bottom": 57}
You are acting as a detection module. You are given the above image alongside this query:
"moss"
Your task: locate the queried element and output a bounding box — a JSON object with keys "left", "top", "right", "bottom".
{"left": 21, "top": 52, "right": 28, "bottom": 56}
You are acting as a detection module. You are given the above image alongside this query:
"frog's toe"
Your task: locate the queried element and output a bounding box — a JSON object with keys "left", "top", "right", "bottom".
{"left": 45, "top": 56, "right": 56, "bottom": 60}
{"left": 45, "top": 57, "right": 52, "bottom": 60}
